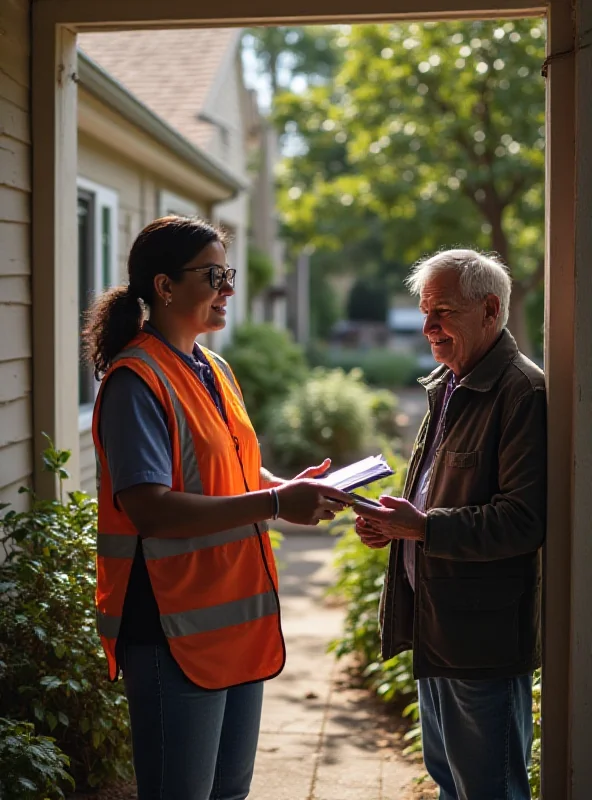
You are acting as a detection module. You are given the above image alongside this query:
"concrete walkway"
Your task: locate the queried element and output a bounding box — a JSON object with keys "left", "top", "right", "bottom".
{"left": 250, "top": 533, "right": 430, "bottom": 800}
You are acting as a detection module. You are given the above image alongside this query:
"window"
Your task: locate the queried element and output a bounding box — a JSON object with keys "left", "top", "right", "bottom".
{"left": 77, "top": 177, "right": 119, "bottom": 427}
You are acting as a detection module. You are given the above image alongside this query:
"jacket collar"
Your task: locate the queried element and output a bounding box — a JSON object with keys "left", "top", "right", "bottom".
{"left": 418, "top": 328, "right": 518, "bottom": 394}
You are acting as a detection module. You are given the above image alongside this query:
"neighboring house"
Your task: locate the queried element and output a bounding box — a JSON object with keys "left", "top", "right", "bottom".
{"left": 75, "top": 28, "right": 285, "bottom": 494}
{"left": 78, "top": 28, "right": 288, "bottom": 337}
{"left": 78, "top": 28, "right": 251, "bottom": 351}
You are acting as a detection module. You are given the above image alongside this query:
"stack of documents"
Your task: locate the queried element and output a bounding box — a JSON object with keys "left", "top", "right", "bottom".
{"left": 320, "top": 455, "right": 394, "bottom": 492}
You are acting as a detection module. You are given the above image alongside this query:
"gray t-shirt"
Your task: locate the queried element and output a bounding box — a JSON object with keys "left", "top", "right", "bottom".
{"left": 100, "top": 367, "right": 173, "bottom": 496}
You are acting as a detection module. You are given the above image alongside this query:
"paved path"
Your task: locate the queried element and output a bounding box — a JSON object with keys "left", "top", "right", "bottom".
{"left": 250, "top": 534, "right": 429, "bottom": 800}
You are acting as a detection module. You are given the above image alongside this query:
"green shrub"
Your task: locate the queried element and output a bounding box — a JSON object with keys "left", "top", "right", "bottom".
{"left": 530, "top": 670, "right": 541, "bottom": 797}
{"left": 222, "top": 322, "right": 309, "bottom": 432}
{"left": 369, "top": 388, "right": 400, "bottom": 440}
{"left": 328, "top": 454, "right": 418, "bottom": 743}
{"left": 266, "top": 367, "right": 383, "bottom": 472}
{"left": 0, "top": 440, "right": 132, "bottom": 791}
{"left": 328, "top": 464, "right": 424, "bottom": 755}
{"left": 309, "top": 345, "right": 421, "bottom": 388}
{"left": 0, "top": 717, "right": 73, "bottom": 799}
{"left": 327, "top": 454, "right": 407, "bottom": 665}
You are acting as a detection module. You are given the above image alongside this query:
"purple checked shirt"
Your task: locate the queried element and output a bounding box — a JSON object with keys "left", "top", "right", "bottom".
{"left": 404, "top": 372, "right": 456, "bottom": 590}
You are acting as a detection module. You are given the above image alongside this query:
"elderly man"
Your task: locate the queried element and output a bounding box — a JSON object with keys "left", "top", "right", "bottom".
{"left": 355, "top": 249, "right": 546, "bottom": 800}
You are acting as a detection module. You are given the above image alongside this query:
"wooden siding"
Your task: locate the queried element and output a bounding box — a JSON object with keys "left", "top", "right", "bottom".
{"left": 0, "top": 0, "right": 33, "bottom": 509}
{"left": 78, "top": 130, "right": 207, "bottom": 280}
{"left": 78, "top": 132, "right": 151, "bottom": 280}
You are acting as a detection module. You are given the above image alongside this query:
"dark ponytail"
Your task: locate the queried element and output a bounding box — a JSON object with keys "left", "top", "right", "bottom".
{"left": 83, "top": 286, "right": 144, "bottom": 379}
{"left": 83, "top": 215, "right": 226, "bottom": 378}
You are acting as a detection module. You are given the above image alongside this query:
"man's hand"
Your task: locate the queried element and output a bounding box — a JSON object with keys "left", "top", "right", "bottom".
{"left": 294, "top": 458, "right": 331, "bottom": 481}
{"left": 354, "top": 496, "right": 427, "bottom": 543}
{"left": 356, "top": 526, "right": 392, "bottom": 550}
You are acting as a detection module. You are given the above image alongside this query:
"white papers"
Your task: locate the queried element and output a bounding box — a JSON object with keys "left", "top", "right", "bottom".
{"left": 320, "top": 454, "right": 394, "bottom": 492}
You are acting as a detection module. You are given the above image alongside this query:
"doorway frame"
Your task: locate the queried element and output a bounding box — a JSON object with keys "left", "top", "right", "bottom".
{"left": 30, "top": 0, "right": 589, "bottom": 796}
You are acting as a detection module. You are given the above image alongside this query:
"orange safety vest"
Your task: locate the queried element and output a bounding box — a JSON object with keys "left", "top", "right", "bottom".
{"left": 92, "top": 331, "right": 286, "bottom": 689}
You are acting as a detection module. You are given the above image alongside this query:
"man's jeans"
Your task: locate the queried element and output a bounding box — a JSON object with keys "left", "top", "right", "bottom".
{"left": 419, "top": 675, "right": 533, "bottom": 800}
{"left": 121, "top": 644, "right": 264, "bottom": 800}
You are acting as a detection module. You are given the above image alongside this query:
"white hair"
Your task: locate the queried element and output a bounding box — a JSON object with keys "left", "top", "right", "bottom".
{"left": 404, "top": 249, "right": 512, "bottom": 328}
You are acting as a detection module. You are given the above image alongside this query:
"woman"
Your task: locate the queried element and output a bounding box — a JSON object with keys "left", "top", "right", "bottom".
{"left": 84, "top": 216, "right": 350, "bottom": 800}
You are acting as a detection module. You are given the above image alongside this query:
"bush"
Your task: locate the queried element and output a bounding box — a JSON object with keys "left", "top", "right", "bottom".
{"left": 327, "top": 456, "right": 419, "bottom": 744}
{"left": 530, "top": 670, "right": 541, "bottom": 797}
{"left": 0, "top": 440, "right": 132, "bottom": 791}
{"left": 222, "top": 323, "right": 309, "bottom": 432}
{"left": 265, "top": 367, "right": 385, "bottom": 472}
{"left": 368, "top": 389, "right": 400, "bottom": 440}
{"left": 0, "top": 718, "right": 73, "bottom": 799}
{"left": 309, "top": 345, "right": 422, "bottom": 388}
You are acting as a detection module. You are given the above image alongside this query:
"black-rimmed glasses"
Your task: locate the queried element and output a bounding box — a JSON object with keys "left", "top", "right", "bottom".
{"left": 181, "top": 265, "right": 236, "bottom": 290}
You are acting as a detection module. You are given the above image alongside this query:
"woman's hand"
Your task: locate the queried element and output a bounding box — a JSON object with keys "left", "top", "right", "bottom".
{"left": 276, "top": 479, "right": 351, "bottom": 526}
{"left": 260, "top": 458, "right": 331, "bottom": 490}
{"left": 354, "top": 496, "right": 427, "bottom": 543}
{"left": 293, "top": 458, "right": 331, "bottom": 481}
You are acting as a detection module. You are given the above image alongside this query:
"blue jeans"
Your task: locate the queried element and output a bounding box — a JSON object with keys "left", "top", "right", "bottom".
{"left": 418, "top": 675, "right": 533, "bottom": 800}
{"left": 121, "top": 644, "right": 264, "bottom": 800}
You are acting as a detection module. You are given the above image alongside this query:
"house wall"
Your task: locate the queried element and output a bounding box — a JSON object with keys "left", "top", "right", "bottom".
{"left": 0, "top": 0, "right": 33, "bottom": 513}
{"left": 77, "top": 132, "right": 212, "bottom": 494}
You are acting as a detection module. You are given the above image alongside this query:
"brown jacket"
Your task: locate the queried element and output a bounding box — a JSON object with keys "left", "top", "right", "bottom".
{"left": 381, "top": 330, "right": 546, "bottom": 679}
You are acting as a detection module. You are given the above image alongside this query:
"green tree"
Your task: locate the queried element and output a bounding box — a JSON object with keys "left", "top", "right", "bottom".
{"left": 244, "top": 26, "right": 342, "bottom": 98}
{"left": 273, "top": 20, "right": 546, "bottom": 354}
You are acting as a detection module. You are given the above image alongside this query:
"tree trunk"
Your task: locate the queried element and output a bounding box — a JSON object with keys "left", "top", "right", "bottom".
{"left": 487, "top": 196, "right": 509, "bottom": 265}
{"left": 507, "top": 284, "right": 532, "bottom": 357}
{"left": 269, "top": 47, "right": 280, "bottom": 98}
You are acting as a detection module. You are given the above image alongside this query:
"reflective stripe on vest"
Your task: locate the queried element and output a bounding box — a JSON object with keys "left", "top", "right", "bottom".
{"left": 97, "top": 533, "right": 137, "bottom": 559}
{"left": 142, "top": 521, "right": 268, "bottom": 559}
{"left": 97, "top": 609, "right": 121, "bottom": 640}
{"left": 112, "top": 347, "right": 202, "bottom": 495}
{"left": 162, "top": 590, "right": 278, "bottom": 638}
{"left": 96, "top": 521, "right": 269, "bottom": 561}
{"left": 203, "top": 349, "right": 247, "bottom": 413}
{"left": 97, "top": 591, "right": 278, "bottom": 640}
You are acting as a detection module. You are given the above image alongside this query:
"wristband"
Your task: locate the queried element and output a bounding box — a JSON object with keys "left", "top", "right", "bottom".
{"left": 270, "top": 488, "right": 280, "bottom": 520}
